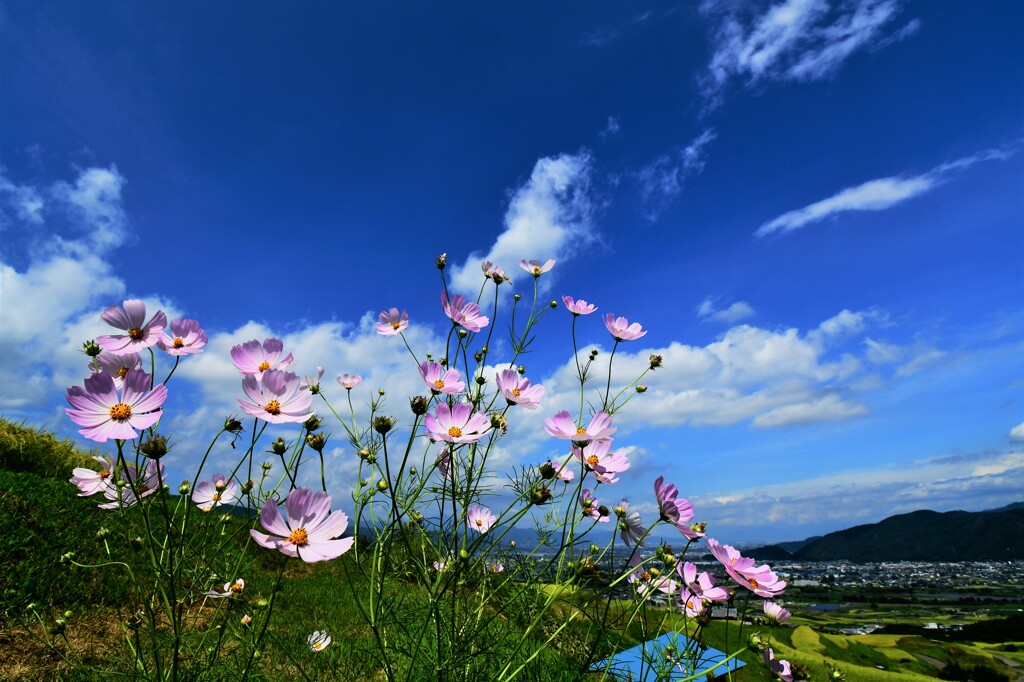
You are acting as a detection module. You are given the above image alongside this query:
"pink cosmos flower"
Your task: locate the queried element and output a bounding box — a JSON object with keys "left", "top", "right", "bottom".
{"left": 707, "top": 538, "right": 787, "bottom": 598}
{"left": 192, "top": 473, "right": 240, "bottom": 511}
{"left": 419, "top": 361, "right": 465, "bottom": 395}
{"left": 97, "top": 300, "right": 168, "bottom": 355}
{"left": 424, "top": 402, "right": 492, "bottom": 444}
{"left": 95, "top": 352, "right": 142, "bottom": 390}
{"left": 337, "top": 373, "right": 362, "bottom": 389}
{"left": 763, "top": 601, "right": 792, "bottom": 625}
{"left": 300, "top": 366, "right": 324, "bottom": 392}
{"left": 579, "top": 489, "right": 609, "bottom": 523}
{"left": 654, "top": 476, "right": 703, "bottom": 540}
{"left": 308, "top": 630, "right": 332, "bottom": 652}
{"left": 562, "top": 296, "right": 597, "bottom": 316}
{"left": 543, "top": 410, "right": 616, "bottom": 443}
{"left": 616, "top": 499, "right": 646, "bottom": 546}
{"left": 66, "top": 369, "right": 167, "bottom": 443}
{"left": 230, "top": 338, "right": 294, "bottom": 379}
{"left": 481, "top": 261, "right": 508, "bottom": 281}
{"left": 203, "top": 578, "right": 245, "bottom": 599}
{"left": 519, "top": 259, "right": 555, "bottom": 277}
{"left": 70, "top": 454, "right": 116, "bottom": 496}
{"left": 237, "top": 369, "right": 313, "bottom": 424}
{"left": 487, "top": 561, "right": 504, "bottom": 574}
{"left": 467, "top": 504, "right": 496, "bottom": 533}
{"left": 98, "top": 459, "right": 165, "bottom": 509}
{"left": 250, "top": 488, "right": 354, "bottom": 563}
{"left": 441, "top": 292, "right": 489, "bottom": 332}
{"left": 156, "top": 318, "right": 207, "bottom": 356}
{"left": 678, "top": 589, "right": 707, "bottom": 617}
{"left": 572, "top": 440, "right": 630, "bottom": 484}
{"left": 603, "top": 314, "right": 647, "bottom": 341}
{"left": 764, "top": 649, "right": 794, "bottom": 682}
{"left": 677, "top": 561, "right": 730, "bottom": 604}
{"left": 495, "top": 369, "right": 545, "bottom": 409}
{"left": 376, "top": 308, "right": 409, "bottom": 336}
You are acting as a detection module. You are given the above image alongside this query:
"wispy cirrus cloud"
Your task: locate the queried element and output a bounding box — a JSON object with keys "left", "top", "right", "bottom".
{"left": 448, "top": 151, "right": 597, "bottom": 294}
{"left": 636, "top": 128, "right": 716, "bottom": 221}
{"left": 701, "top": 0, "right": 916, "bottom": 108}
{"left": 755, "top": 145, "right": 1017, "bottom": 237}
{"left": 697, "top": 297, "right": 756, "bottom": 324}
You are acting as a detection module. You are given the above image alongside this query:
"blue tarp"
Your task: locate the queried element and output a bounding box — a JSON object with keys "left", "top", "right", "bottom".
{"left": 590, "top": 632, "right": 745, "bottom": 681}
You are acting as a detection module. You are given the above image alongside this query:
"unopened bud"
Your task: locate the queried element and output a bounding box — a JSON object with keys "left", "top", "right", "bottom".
{"left": 410, "top": 395, "right": 428, "bottom": 415}
{"left": 475, "top": 375, "right": 486, "bottom": 385}
{"left": 457, "top": 329, "right": 468, "bottom": 338}
{"left": 378, "top": 388, "right": 386, "bottom": 396}
{"left": 303, "top": 415, "right": 322, "bottom": 433}
{"left": 241, "top": 480, "right": 254, "bottom": 494}
{"left": 549, "top": 300, "right": 558, "bottom": 309}
{"left": 261, "top": 461, "right": 273, "bottom": 472}
{"left": 473, "top": 351, "right": 483, "bottom": 362}
{"left": 589, "top": 544, "right": 600, "bottom": 554}
{"left": 538, "top": 462, "right": 556, "bottom": 479}
{"left": 636, "top": 384, "right": 648, "bottom": 394}
{"left": 60, "top": 551, "right": 75, "bottom": 563}
{"left": 373, "top": 416, "right": 395, "bottom": 434}
{"left": 358, "top": 448, "right": 371, "bottom": 460}
{"left": 140, "top": 434, "right": 168, "bottom": 460}
{"left": 224, "top": 417, "right": 243, "bottom": 434}
{"left": 690, "top": 521, "right": 707, "bottom": 535}
{"left": 458, "top": 548, "right": 470, "bottom": 560}
{"left": 436, "top": 253, "right": 447, "bottom": 269}
{"left": 95, "top": 527, "right": 109, "bottom": 539}
{"left": 376, "top": 479, "right": 389, "bottom": 492}
{"left": 517, "top": 365, "right": 526, "bottom": 375}
{"left": 305, "top": 433, "right": 327, "bottom": 453}
{"left": 597, "top": 505, "right": 609, "bottom": 518}
{"left": 513, "top": 294, "right": 521, "bottom": 302}
{"left": 746, "top": 632, "right": 764, "bottom": 651}
{"left": 82, "top": 340, "right": 102, "bottom": 357}
{"left": 129, "top": 536, "right": 143, "bottom": 550}
{"left": 271, "top": 438, "right": 288, "bottom": 456}
{"left": 531, "top": 484, "right": 552, "bottom": 505}
{"left": 649, "top": 354, "right": 663, "bottom": 370}
{"left": 178, "top": 481, "right": 191, "bottom": 495}
{"left": 241, "top": 614, "right": 253, "bottom": 626}
{"left": 257, "top": 598, "right": 270, "bottom": 609}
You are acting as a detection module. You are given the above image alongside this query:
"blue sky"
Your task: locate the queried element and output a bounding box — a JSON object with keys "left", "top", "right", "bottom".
{"left": 2, "top": 1, "right": 1022, "bottom": 543}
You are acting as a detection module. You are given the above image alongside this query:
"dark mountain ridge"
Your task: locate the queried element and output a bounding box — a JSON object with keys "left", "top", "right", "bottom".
{"left": 747, "top": 504, "right": 1024, "bottom": 563}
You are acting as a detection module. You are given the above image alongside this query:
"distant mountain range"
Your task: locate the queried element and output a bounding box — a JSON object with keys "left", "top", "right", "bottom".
{"left": 744, "top": 503, "right": 1024, "bottom": 563}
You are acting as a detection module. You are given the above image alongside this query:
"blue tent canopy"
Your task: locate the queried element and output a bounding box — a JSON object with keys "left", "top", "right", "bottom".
{"left": 590, "top": 632, "right": 745, "bottom": 681}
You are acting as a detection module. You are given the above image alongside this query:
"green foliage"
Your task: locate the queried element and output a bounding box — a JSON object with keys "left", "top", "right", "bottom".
{"left": 0, "top": 417, "right": 99, "bottom": 478}
{"left": 0, "top": 469, "right": 133, "bottom": 618}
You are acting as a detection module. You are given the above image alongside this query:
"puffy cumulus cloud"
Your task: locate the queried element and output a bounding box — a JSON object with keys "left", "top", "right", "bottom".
{"left": 701, "top": 0, "right": 912, "bottom": 107}
{"left": 636, "top": 129, "right": 716, "bottom": 222}
{"left": 0, "top": 165, "right": 140, "bottom": 415}
{"left": 756, "top": 145, "right": 1017, "bottom": 237}
{"left": 52, "top": 165, "right": 129, "bottom": 251}
{"left": 1010, "top": 422, "right": 1024, "bottom": 443}
{"left": 0, "top": 171, "right": 45, "bottom": 226}
{"left": 448, "top": 152, "right": 596, "bottom": 294}
{"left": 697, "top": 297, "right": 755, "bottom": 324}
{"left": 693, "top": 448, "right": 1024, "bottom": 540}
{"left": 535, "top": 309, "right": 914, "bottom": 431}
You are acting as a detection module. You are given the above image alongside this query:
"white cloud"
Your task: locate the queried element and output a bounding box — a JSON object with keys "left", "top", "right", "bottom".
{"left": 0, "top": 171, "right": 45, "bottom": 225}
{"left": 695, "top": 448, "right": 1024, "bottom": 538}
{"left": 702, "top": 0, "right": 911, "bottom": 106}
{"left": 448, "top": 152, "right": 596, "bottom": 294}
{"left": 1011, "top": 422, "right": 1024, "bottom": 443}
{"left": 599, "top": 116, "right": 621, "bottom": 138}
{"left": 636, "top": 128, "right": 716, "bottom": 221}
{"left": 756, "top": 145, "right": 1018, "bottom": 237}
{"left": 52, "top": 166, "right": 129, "bottom": 251}
{"left": 697, "top": 297, "right": 756, "bottom": 324}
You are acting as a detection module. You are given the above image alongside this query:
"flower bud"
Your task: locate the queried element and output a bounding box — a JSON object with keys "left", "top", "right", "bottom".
{"left": 475, "top": 375, "right": 486, "bottom": 385}
{"left": 63, "top": 610, "right": 73, "bottom": 619}
{"left": 140, "top": 434, "right": 168, "bottom": 460}
{"left": 271, "top": 438, "right": 288, "bottom": 456}
{"left": 241, "top": 480, "right": 254, "bottom": 494}
{"left": 358, "top": 448, "right": 371, "bottom": 460}
{"left": 473, "top": 351, "right": 483, "bottom": 362}
{"left": 257, "top": 598, "right": 270, "bottom": 609}
{"left": 509, "top": 540, "right": 517, "bottom": 548}
{"left": 690, "top": 521, "right": 707, "bottom": 535}
{"left": 410, "top": 395, "right": 428, "bottom": 415}
{"left": 303, "top": 415, "right": 322, "bottom": 433}
{"left": 50, "top": 618, "right": 67, "bottom": 635}
{"left": 261, "top": 461, "right": 273, "bottom": 472}
{"left": 457, "top": 329, "right": 468, "bottom": 338}
{"left": 178, "top": 481, "right": 191, "bottom": 495}
{"left": 82, "top": 339, "right": 102, "bottom": 357}
{"left": 517, "top": 365, "right": 526, "bottom": 375}
{"left": 458, "top": 548, "right": 470, "bottom": 560}
{"left": 636, "top": 385, "right": 648, "bottom": 394}
{"left": 376, "top": 479, "right": 389, "bottom": 492}
{"left": 549, "top": 300, "right": 558, "bottom": 309}
{"left": 60, "top": 551, "right": 75, "bottom": 563}
{"left": 597, "top": 505, "right": 609, "bottom": 518}
{"left": 531, "top": 484, "right": 552, "bottom": 505}
{"left": 589, "top": 544, "right": 600, "bottom": 555}
{"left": 436, "top": 253, "right": 447, "bottom": 269}
{"left": 241, "top": 614, "right": 253, "bottom": 627}
{"left": 96, "top": 527, "right": 109, "bottom": 539}
{"left": 373, "top": 416, "right": 395, "bottom": 434}
{"left": 746, "top": 632, "right": 764, "bottom": 651}
{"left": 649, "top": 354, "right": 663, "bottom": 370}
{"left": 537, "top": 462, "right": 556, "bottom": 479}
{"left": 129, "top": 536, "right": 143, "bottom": 550}
{"left": 491, "top": 271, "right": 505, "bottom": 285}
{"left": 513, "top": 294, "right": 521, "bottom": 302}
{"left": 224, "top": 417, "right": 243, "bottom": 434}
{"left": 378, "top": 388, "right": 386, "bottom": 396}
{"left": 305, "top": 432, "right": 327, "bottom": 453}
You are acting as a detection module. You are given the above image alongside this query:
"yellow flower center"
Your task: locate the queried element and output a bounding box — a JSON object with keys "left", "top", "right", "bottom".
{"left": 264, "top": 400, "right": 282, "bottom": 415}
{"left": 748, "top": 578, "right": 760, "bottom": 589}
{"left": 289, "top": 527, "right": 309, "bottom": 546}
{"left": 447, "top": 426, "right": 463, "bottom": 438}
{"left": 117, "top": 367, "right": 129, "bottom": 378}
{"left": 128, "top": 327, "right": 144, "bottom": 340}
{"left": 258, "top": 361, "right": 271, "bottom": 372}
{"left": 511, "top": 388, "right": 521, "bottom": 397}
{"left": 230, "top": 581, "right": 243, "bottom": 594}
{"left": 475, "top": 518, "right": 484, "bottom": 526}
{"left": 641, "top": 571, "right": 651, "bottom": 582}
{"left": 433, "top": 379, "right": 446, "bottom": 389}
{"left": 586, "top": 455, "right": 600, "bottom": 468}
{"left": 212, "top": 492, "right": 222, "bottom": 502}
{"left": 109, "top": 403, "right": 132, "bottom": 421}
{"left": 532, "top": 267, "right": 541, "bottom": 275}
{"left": 313, "top": 641, "right": 324, "bottom": 650}
{"left": 391, "top": 321, "right": 401, "bottom": 330}
{"left": 100, "top": 469, "right": 111, "bottom": 479}
{"left": 173, "top": 337, "right": 185, "bottom": 348}
{"left": 575, "top": 427, "right": 587, "bottom": 435}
